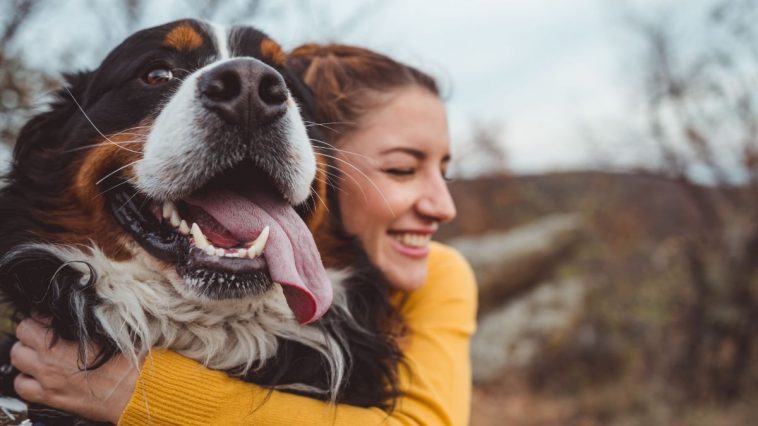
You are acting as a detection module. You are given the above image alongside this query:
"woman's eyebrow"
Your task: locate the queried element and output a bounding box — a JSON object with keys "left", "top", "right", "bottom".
{"left": 379, "top": 147, "right": 425, "bottom": 159}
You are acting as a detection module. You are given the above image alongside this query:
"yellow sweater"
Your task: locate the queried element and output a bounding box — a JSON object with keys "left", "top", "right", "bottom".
{"left": 119, "top": 242, "right": 477, "bottom": 425}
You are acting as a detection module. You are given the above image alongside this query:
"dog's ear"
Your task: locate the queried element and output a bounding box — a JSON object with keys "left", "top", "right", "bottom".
{"left": 280, "top": 68, "right": 319, "bottom": 125}
{"left": 12, "top": 71, "right": 92, "bottom": 165}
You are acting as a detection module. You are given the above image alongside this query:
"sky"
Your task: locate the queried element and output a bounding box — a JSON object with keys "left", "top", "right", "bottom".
{"left": 2, "top": 0, "right": 670, "bottom": 176}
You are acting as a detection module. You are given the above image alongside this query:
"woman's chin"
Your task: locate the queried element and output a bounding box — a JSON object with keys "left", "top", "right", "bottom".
{"left": 381, "top": 247, "right": 429, "bottom": 291}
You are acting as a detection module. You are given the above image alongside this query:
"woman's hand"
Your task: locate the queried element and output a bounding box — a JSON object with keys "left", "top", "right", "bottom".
{"left": 10, "top": 317, "right": 140, "bottom": 424}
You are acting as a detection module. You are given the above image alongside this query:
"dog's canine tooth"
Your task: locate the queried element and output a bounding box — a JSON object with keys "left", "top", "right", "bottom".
{"left": 250, "top": 226, "right": 270, "bottom": 257}
{"left": 170, "top": 209, "right": 182, "bottom": 227}
{"left": 179, "top": 220, "right": 190, "bottom": 235}
{"left": 191, "top": 222, "right": 209, "bottom": 248}
{"left": 162, "top": 201, "right": 176, "bottom": 220}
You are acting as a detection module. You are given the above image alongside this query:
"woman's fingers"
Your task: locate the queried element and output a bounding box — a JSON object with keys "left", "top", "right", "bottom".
{"left": 10, "top": 341, "right": 41, "bottom": 377}
{"left": 15, "top": 317, "right": 53, "bottom": 351}
{"left": 13, "top": 373, "right": 45, "bottom": 403}
{"left": 8, "top": 317, "right": 138, "bottom": 423}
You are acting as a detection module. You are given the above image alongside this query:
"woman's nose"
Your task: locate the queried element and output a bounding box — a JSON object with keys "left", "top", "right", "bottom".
{"left": 416, "top": 175, "right": 457, "bottom": 223}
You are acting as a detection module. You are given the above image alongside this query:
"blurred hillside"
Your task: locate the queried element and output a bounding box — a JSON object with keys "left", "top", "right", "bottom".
{"left": 439, "top": 171, "right": 700, "bottom": 241}
{"left": 442, "top": 172, "right": 757, "bottom": 425}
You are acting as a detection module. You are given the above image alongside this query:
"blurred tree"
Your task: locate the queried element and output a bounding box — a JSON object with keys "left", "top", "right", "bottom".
{"left": 0, "top": 0, "right": 384, "bottom": 152}
{"left": 627, "top": 0, "right": 758, "bottom": 401}
{"left": 0, "top": 0, "right": 53, "bottom": 148}
{"left": 0, "top": 0, "right": 269, "bottom": 149}
{"left": 451, "top": 120, "right": 509, "bottom": 178}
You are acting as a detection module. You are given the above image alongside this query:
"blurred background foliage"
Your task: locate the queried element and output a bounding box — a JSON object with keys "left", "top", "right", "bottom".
{"left": 1, "top": 0, "right": 758, "bottom": 425}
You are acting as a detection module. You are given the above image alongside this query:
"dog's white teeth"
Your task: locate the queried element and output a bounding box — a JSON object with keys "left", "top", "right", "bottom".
{"left": 191, "top": 222, "right": 209, "bottom": 248}
{"left": 170, "top": 209, "right": 181, "bottom": 227}
{"left": 179, "top": 220, "right": 190, "bottom": 235}
{"left": 190, "top": 222, "right": 270, "bottom": 260}
{"left": 162, "top": 201, "right": 189, "bottom": 232}
{"left": 162, "top": 201, "right": 176, "bottom": 220}
{"left": 248, "top": 226, "right": 270, "bottom": 258}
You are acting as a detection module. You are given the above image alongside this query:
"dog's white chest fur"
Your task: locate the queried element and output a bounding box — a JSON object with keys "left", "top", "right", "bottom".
{"left": 44, "top": 244, "right": 343, "bottom": 382}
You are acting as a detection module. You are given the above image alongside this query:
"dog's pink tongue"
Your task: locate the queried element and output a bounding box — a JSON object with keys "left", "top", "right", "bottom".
{"left": 186, "top": 189, "right": 331, "bottom": 324}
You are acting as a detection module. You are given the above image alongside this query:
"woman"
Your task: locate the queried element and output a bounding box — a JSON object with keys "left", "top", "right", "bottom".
{"left": 12, "top": 44, "right": 477, "bottom": 425}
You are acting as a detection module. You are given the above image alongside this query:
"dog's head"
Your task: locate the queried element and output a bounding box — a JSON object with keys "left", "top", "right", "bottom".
{"left": 3, "top": 19, "right": 331, "bottom": 324}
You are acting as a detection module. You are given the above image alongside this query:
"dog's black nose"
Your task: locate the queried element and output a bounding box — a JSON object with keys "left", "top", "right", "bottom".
{"left": 198, "top": 58, "right": 288, "bottom": 126}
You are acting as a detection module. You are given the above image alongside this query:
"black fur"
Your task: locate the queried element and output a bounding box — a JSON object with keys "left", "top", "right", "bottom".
{"left": 0, "top": 19, "right": 403, "bottom": 423}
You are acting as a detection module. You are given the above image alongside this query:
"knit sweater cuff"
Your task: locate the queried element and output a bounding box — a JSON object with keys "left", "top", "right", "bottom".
{"left": 118, "top": 349, "right": 230, "bottom": 426}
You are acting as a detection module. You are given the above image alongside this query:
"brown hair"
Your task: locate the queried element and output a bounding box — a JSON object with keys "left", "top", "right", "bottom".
{"left": 287, "top": 43, "right": 439, "bottom": 142}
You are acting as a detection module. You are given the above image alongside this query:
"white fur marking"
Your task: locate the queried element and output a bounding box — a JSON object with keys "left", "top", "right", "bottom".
{"left": 21, "top": 244, "right": 348, "bottom": 397}
{"left": 210, "top": 23, "right": 229, "bottom": 59}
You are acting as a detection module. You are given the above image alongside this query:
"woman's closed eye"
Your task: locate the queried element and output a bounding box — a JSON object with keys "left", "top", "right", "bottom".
{"left": 383, "top": 167, "right": 415, "bottom": 177}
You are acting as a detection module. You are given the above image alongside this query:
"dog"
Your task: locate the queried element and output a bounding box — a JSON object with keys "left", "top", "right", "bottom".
{"left": 0, "top": 19, "right": 402, "bottom": 422}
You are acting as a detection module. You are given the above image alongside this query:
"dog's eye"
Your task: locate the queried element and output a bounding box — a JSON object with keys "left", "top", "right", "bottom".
{"left": 142, "top": 66, "right": 174, "bottom": 85}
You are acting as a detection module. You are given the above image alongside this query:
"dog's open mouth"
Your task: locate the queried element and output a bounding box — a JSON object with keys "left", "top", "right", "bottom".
{"left": 104, "top": 163, "right": 328, "bottom": 324}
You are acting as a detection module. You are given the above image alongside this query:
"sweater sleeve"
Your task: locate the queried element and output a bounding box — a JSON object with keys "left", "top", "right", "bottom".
{"left": 118, "top": 242, "right": 477, "bottom": 426}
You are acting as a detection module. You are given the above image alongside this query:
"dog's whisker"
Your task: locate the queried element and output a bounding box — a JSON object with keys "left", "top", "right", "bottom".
{"left": 320, "top": 156, "right": 395, "bottom": 216}
{"left": 305, "top": 123, "right": 341, "bottom": 134}
{"left": 319, "top": 168, "right": 350, "bottom": 196}
{"left": 62, "top": 140, "right": 144, "bottom": 154}
{"left": 95, "top": 176, "right": 138, "bottom": 199}
{"left": 304, "top": 120, "right": 355, "bottom": 126}
{"left": 322, "top": 162, "right": 368, "bottom": 202}
{"left": 138, "top": 193, "right": 151, "bottom": 212}
{"left": 119, "top": 190, "right": 142, "bottom": 211}
{"left": 108, "top": 132, "right": 147, "bottom": 138}
{"left": 96, "top": 160, "right": 142, "bottom": 186}
{"left": 304, "top": 121, "right": 355, "bottom": 134}
{"left": 319, "top": 168, "right": 349, "bottom": 190}
{"left": 310, "top": 182, "right": 330, "bottom": 213}
{"left": 312, "top": 138, "right": 376, "bottom": 163}
{"left": 318, "top": 152, "right": 396, "bottom": 216}
{"left": 63, "top": 86, "right": 142, "bottom": 154}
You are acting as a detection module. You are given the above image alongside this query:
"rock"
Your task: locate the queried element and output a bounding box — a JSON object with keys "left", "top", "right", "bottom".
{"left": 471, "top": 277, "right": 586, "bottom": 384}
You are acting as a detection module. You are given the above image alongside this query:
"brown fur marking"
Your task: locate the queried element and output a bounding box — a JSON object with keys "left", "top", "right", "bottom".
{"left": 164, "top": 23, "right": 203, "bottom": 51}
{"left": 306, "top": 153, "right": 329, "bottom": 233}
{"left": 261, "top": 38, "right": 286, "bottom": 66}
{"left": 33, "top": 125, "right": 149, "bottom": 261}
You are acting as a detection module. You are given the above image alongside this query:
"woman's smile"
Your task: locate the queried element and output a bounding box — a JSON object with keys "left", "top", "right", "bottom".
{"left": 388, "top": 230, "right": 433, "bottom": 259}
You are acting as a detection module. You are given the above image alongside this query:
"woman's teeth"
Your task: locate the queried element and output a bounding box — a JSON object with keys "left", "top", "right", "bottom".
{"left": 392, "top": 233, "right": 431, "bottom": 248}
{"left": 161, "top": 201, "right": 269, "bottom": 260}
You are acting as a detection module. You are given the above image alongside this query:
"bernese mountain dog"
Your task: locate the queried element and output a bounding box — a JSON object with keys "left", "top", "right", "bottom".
{"left": 0, "top": 19, "right": 401, "bottom": 423}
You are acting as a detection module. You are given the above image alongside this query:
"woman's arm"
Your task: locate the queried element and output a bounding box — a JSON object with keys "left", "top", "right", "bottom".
{"left": 14, "top": 243, "right": 477, "bottom": 425}
{"left": 120, "top": 243, "right": 477, "bottom": 426}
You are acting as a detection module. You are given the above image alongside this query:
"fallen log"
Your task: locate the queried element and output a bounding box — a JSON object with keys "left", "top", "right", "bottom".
{"left": 447, "top": 213, "right": 585, "bottom": 317}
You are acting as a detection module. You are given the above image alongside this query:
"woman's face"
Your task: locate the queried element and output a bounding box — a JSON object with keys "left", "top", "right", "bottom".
{"left": 335, "top": 86, "right": 457, "bottom": 291}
